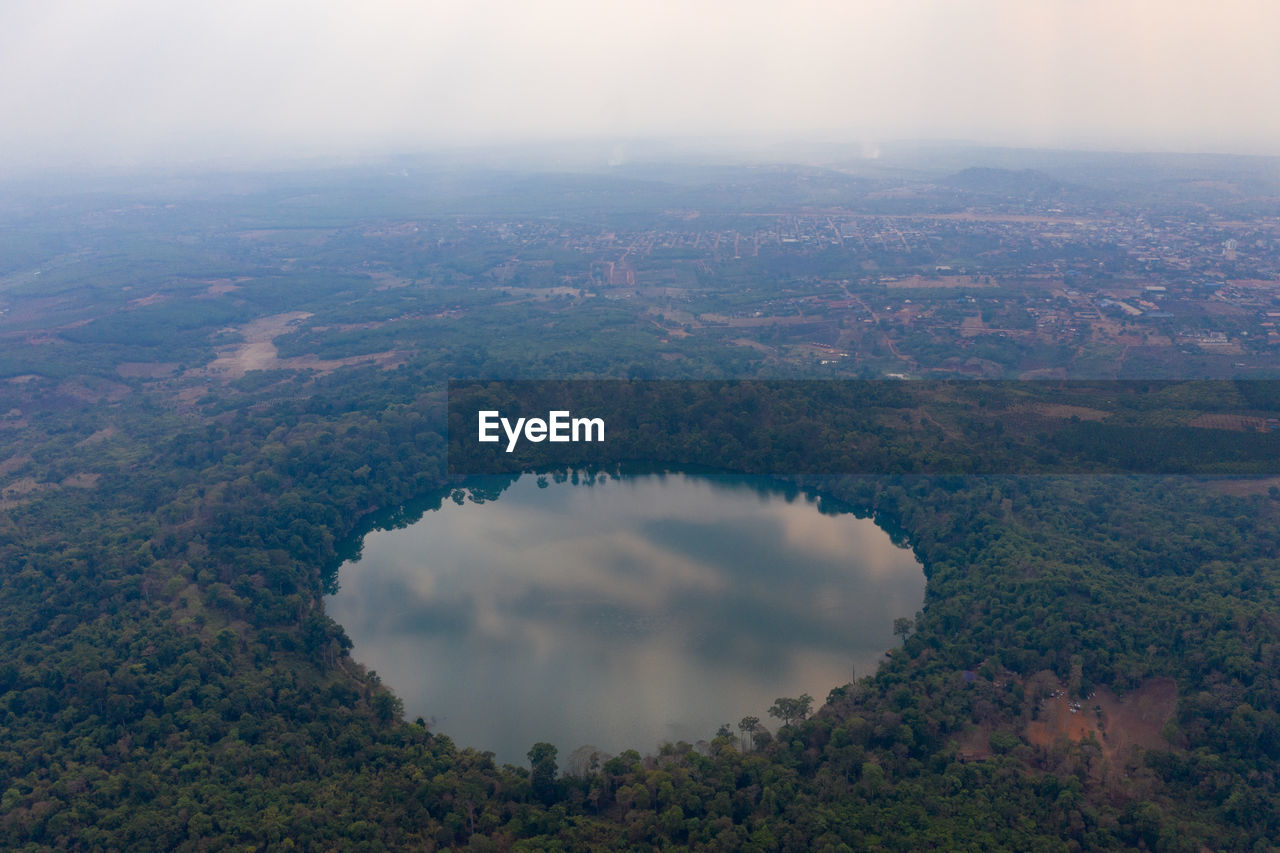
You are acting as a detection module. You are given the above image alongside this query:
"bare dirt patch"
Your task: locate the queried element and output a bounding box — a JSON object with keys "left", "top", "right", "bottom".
{"left": 227, "top": 342, "right": 279, "bottom": 374}
{"left": 1, "top": 477, "right": 50, "bottom": 501}
{"left": 203, "top": 280, "right": 242, "bottom": 296}
{"left": 0, "top": 454, "right": 30, "bottom": 477}
{"left": 1024, "top": 403, "right": 1110, "bottom": 421}
{"left": 197, "top": 311, "right": 411, "bottom": 381}
{"left": 61, "top": 473, "right": 99, "bottom": 488}
{"left": 203, "top": 312, "right": 311, "bottom": 379}
{"left": 1025, "top": 677, "right": 1177, "bottom": 761}
{"left": 176, "top": 386, "right": 209, "bottom": 408}
{"left": 1018, "top": 368, "right": 1069, "bottom": 380}
{"left": 725, "top": 315, "right": 813, "bottom": 328}
{"left": 663, "top": 328, "right": 692, "bottom": 338}
{"left": 1090, "top": 318, "right": 1128, "bottom": 340}
{"left": 1026, "top": 692, "right": 1102, "bottom": 749}
{"left": 1189, "top": 413, "right": 1277, "bottom": 431}
{"left": 1103, "top": 678, "right": 1178, "bottom": 755}
{"left": 884, "top": 275, "right": 990, "bottom": 289}
{"left": 75, "top": 426, "right": 118, "bottom": 447}
{"left": 276, "top": 350, "right": 409, "bottom": 374}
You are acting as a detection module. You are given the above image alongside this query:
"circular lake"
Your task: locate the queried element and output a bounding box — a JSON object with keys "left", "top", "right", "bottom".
{"left": 325, "top": 472, "right": 925, "bottom": 766}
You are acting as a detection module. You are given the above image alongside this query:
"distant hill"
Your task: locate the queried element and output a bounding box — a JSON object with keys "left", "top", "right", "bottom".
{"left": 941, "top": 166, "right": 1064, "bottom": 198}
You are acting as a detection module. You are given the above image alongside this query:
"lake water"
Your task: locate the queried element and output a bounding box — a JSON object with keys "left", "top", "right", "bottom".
{"left": 326, "top": 472, "right": 925, "bottom": 766}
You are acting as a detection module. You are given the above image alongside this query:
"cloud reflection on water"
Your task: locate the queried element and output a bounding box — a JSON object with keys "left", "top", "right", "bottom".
{"left": 326, "top": 474, "right": 924, "bottom": 764}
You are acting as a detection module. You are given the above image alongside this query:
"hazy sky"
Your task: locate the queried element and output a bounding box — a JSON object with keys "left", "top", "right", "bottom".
{"left": 2, "top": 0, "right": 1278, "bottom": 171}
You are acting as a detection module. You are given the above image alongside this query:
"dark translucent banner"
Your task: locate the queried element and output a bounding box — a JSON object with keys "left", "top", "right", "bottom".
{"left": 447, "top": 380, "right": 1280, "bottom": 476}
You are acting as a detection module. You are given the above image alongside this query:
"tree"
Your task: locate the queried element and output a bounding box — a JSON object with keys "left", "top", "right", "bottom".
{"left": 893, "top": 616, "right": 913, "bottom": 642}
{"left": 768, "top": 694, "right": 813, "bottom": 728}
{"left": 567, "top": 744, "right": 606, "bottom": 777}
{"left": 372, "top": 691, "right": 403, "bottom": 725}
{"left": 738, "top": 716, "right": 760, "bottom": 752}
{"left": 528, "top": 742, "right": 559, "bottom": 804}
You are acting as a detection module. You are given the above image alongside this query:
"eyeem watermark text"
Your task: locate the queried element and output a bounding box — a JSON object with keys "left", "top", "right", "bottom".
{"left": 478, "top": 410, "right": 605, "bottom": 452}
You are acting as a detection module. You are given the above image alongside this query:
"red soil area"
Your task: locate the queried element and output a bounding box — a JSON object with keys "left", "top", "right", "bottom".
{"left": 1025, "top": 677, "right": 1177, "bottom": 760}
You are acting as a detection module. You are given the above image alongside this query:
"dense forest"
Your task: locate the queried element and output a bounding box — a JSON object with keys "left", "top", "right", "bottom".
{"left": 2, "top": 166, "right": 1280, "bottom": 850}
{"left": 4, "top": 361, "right": 1280, "bottom": 850}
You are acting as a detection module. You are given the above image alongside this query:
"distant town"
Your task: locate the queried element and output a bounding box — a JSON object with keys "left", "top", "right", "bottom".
{"left": 348, "top": 172, "right": 1280, "bottom": 379}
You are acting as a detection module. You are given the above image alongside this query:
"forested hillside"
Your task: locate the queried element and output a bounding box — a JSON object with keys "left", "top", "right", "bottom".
{"left": 2, "top": 169, "right": 1279, "bottom": 850}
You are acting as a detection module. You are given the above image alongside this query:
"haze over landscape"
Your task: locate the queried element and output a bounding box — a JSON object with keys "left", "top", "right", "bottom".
{"left": 5, "top": 3, "right": 1280, "bottom": 850}
{"left": 2, "top": 0, "right": 1279, "bottom": 173}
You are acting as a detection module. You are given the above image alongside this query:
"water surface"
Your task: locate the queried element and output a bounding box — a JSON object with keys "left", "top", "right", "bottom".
{"left": 326, "top": 473, "right": 924, "bottom": 765}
